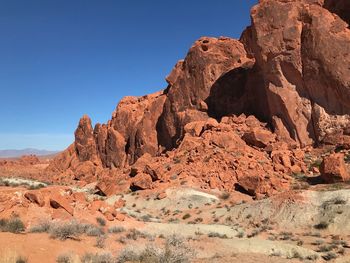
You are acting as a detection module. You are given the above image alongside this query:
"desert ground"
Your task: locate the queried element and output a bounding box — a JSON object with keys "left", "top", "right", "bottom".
{"left": 1, "top": 163, "right": 350, "bottom": 262}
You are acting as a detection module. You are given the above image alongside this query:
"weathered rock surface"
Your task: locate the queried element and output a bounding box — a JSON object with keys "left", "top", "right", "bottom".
{"left": 242, "top": 0, "right": 350, "bottom": 147}
{"left": 24, "top": 191, "right": 45, "bottom": 207}
{"left": 49, "top": 192, "right": 74, "bottom": 216}
{"left": 46, "top": 0, "right": 350, "bottom": 197}
{"left": 19, "top": 155, "right": 41, "bottom": 165}
{"left": 158, "top": 37, "right": 255, "bottom": 150}
{"left": 320, "top": 153, "right": 350, "bottom": 183}
{"left": 324, "top": 0, "right": 350, "bottom": 25}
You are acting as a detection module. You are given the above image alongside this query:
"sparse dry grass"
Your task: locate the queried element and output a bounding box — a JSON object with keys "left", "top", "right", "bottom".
{"left": 56, "top": 252, "right": 80, "bottom": 263}
{"left": 108, "top": 226, "right": 125, "bottom": 234}
{"left": 0, "top": 250, "right": 27, "bottom": 263}
{"left": 95, "top": 235, "right": 107, "bottom": 248}
{"left": 29, "top": 220, "right": 105, "bottom": 240}
{"left": 81, "top": 252, "right": 114, "bottom": 263}
{"left": 117, "top": 234, "right": 194, "bottom": 263}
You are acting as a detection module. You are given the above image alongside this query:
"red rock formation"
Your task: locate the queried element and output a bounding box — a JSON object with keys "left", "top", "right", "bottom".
{"left": 320, "top": 153, "right": 350, "bottom": 183}
{"left": 158, "top": 37, "right": 255, "bottom": 149}
{"left": 75, "top": 115, "right": 100, "bottom": 165}
{"left": 110, "top": 91, "right": 166, "bottom": 165}
{"left": 49, "top": 193, "right": 74, "bottom": 216}
{"left": 19, "top": 155, "right": 40, "bottom": 165}
{"left": 47, "top": 0, "right": 350, "bottom": 197}
{"left": 241, "top": 0, "right": 350, "bottom": 147}
{"left": 24, "top": 191, "right": 45, "bottom": 207}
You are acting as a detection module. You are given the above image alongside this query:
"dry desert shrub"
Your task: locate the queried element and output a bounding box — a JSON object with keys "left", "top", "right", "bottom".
{"left": 0, "top": 217, "right": 25, "bottom": 234}
{"left": 29, "top": 220, "right": 51, "bottom": 233}
{"left": 56, "top": 253, "right": 80, "bottom": 263}
{"left": 322, "top": 252, "right": 337, "bottom": 261}
{"left": 207, "top": 232, "right": 228, "bottom": 239}
{"left": 81, "top": 252, "right": 114, "bottom": 263}
{"left": 182, "top": 213, "right": 191, "bottom": 220}
{"left": 56, "top": 254, "right": 71, "bottom": 263}
{"left": 49, "top": 221, "right": 83, "bottom": 240}
{"left": 125, "top": 229, "right": 153, "bottom": 241}
{"left": 117, "top": 234, "right": 194, "bottom": 263}
{"left": 236, "top": 231, "right": 244, "bottom": 238}
{"left": 95, "top": 235, "right": 107, "bottom": 248}
{"left": 108, "top": 226, "right": 125, "bottom": 234}
{"left": 30, "top": 220, "right": 105, "bottom": 240}
{"left": 219, "top": 192, "right": 230, "bottom": 200}
{"left": 84, "top": 225, "right": 104, "bottom": 237}
{"left": 96, "top": 217, "right": 106, "bottom": 227}
{"left": 0, "top": 250, "right": 27, "bottom": 263}
{"left": 314, "top": 221, "right": 329, "bottom": 230}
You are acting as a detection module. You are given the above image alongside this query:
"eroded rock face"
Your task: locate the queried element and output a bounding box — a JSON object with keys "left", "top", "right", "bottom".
{"left": 24, "top": 191, "right": 45, "bottom": 207}
{"left": 158, "top": 37, "right": 255, "bottom": 150}
{"left": 75, "top": 115, "right": 100, "bottom": 165}
{"left": 242, "top": 0, "right": 350, "bottom": 147}
{"left": 49, "top": 192, "right": 74, "bottom": 216}
{"left": 47, "top": 0, "right": 350, "bottom": 197}
{"left": 110, "top": 91, "right": 166, "bottom": 165}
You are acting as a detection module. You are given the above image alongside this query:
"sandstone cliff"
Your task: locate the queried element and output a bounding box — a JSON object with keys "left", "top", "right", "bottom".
{"left": 46, "top": 0, "right": 350, "bottom": 197}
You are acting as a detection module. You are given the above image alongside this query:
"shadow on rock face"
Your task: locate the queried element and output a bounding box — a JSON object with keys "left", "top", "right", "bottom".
{"left": 205, "top": 64, "right": 271, "bottom": 125}
{"left": 324, "top": 0, "right": 350, "bottom": 26}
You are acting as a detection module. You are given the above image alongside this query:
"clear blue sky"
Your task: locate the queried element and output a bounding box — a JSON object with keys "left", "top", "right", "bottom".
{"left": 0, "top": 0, "right": 257, "bottom": 150}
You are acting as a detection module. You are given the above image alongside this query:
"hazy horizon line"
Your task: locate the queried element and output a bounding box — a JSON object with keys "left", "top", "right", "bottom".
{"left": 0, "top": 133, "right": 73, "bottom": 151}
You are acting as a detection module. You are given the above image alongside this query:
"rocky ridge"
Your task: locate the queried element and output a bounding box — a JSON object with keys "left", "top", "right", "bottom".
{"left": 46, "top": 0, "right": 350, "bottom": 197}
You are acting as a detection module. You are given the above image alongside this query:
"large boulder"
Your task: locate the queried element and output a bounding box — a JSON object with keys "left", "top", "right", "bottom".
{"left": 320, "top": 153, "right": 350, "bottom": 183}
{"left": 24, "top": 191, "right": 45, "bottom": 207}
{"left": 131, "top": 173, "right": 153, "bottom": 190}
{"left": 49, "top": 193, "right": 74, "bottom": 216}
{"left": 242, "top": 128, "right": 275, "bottom": 148}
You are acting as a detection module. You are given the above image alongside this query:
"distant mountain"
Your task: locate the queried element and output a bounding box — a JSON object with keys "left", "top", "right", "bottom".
{"left": 0, "top": 148, "right": 59, "bottom": 158}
